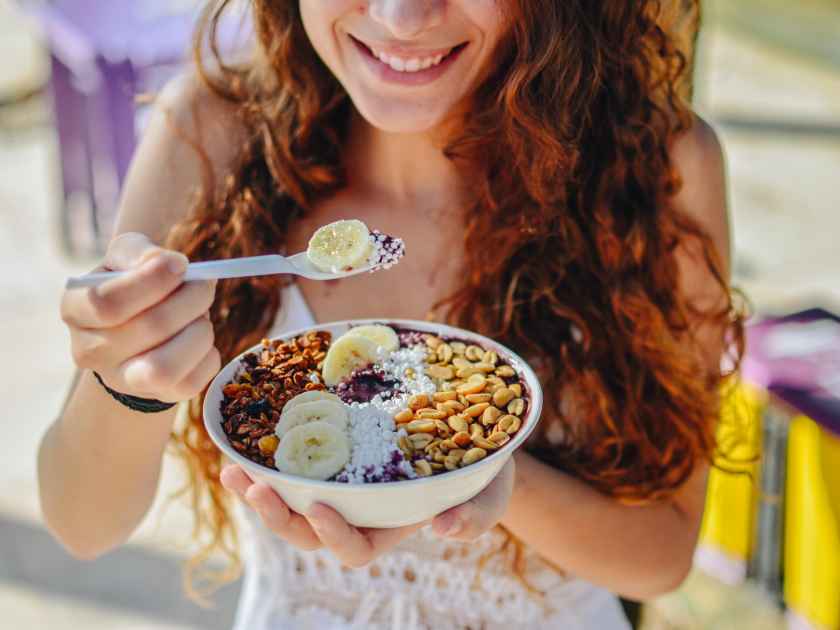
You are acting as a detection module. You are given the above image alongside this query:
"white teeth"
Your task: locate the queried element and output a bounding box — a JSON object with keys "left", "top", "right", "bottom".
{"left": 371, "top": 48, "right": 452, "bottom": 73}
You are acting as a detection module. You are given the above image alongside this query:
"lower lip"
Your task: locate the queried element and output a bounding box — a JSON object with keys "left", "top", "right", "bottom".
{"left": 350, "top": 36, "right": 467, "bottom": 87}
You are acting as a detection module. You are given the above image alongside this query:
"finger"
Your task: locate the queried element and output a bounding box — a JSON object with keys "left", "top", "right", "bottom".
{"left": 72, "top": 279, "right": 216, "bottom": 367}
{"left": 118, "top": 316, "right": 214, "bottom": 399}
{"left": 245, "top": 483, "right": 322, "bottom": 551}
{"left": 103, "top": 232, "right": 165, "bottom": 270}
{"left": 169, "top": 345, "right": 221, "bottom": 401}
{"left": 304, "top": 504, "right": 375, "bottom": 568}
{"left": 62, "top": 253, "right": 188, "bottom": 329}
{"left": 220, "top": 464, "right": 255, "bottom": 495}
{"left": 363, "top": 520, "right": 429, "bottom": 551}
{"left": 432, "top": 458, "right": 515, "bottom": 541}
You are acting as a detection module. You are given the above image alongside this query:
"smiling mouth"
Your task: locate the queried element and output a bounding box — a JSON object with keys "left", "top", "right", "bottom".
{"left": 350, "top": 35, "right": 468, "bottom": 74}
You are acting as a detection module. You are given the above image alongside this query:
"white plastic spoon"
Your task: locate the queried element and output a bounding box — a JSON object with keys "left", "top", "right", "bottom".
{"left": 65, "top": 252, "right": 380, "bottom": 289}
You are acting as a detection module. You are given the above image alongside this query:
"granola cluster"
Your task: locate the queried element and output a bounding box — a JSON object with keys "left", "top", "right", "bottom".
{"left": 219, "top": 331, "right": 331, "bottom": 467}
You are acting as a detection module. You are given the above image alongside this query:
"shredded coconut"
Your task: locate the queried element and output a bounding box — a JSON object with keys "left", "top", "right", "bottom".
{"left": 332, "top": 343, "right": 433, "bottom": 483}
{"left": 336, "top": 405, "right": 416, "bottom": 483}
{"left": 368, "top": 344, "right": 436, "bottom": 414}
{"left": 368, "top": 230, "right": 406, "bottom": 271}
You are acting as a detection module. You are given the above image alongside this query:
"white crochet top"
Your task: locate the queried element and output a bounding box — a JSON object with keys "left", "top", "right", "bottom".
{"left": 231, "top": 284, "right": 631, "bottom": 630}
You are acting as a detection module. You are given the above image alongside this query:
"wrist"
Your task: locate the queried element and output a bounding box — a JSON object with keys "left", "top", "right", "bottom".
{"left": 92, "top": 371, "right": 177, "bottom": 413}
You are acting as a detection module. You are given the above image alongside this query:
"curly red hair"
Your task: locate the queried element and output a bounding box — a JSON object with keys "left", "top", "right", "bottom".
{"left": 164, "top": 0, "right": 745, "bottom": 600}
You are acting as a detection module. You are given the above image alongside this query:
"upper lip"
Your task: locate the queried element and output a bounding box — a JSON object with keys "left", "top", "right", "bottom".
{"left": 351, "top": 35, "right": 463, "bottom": 59}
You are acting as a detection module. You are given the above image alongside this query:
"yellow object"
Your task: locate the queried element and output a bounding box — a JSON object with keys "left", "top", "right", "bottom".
{"left": 697, "top": 382, "right": 764, "bottom": 572}
{"left": 784, "top": 416, "right": 840, "bottom": 630}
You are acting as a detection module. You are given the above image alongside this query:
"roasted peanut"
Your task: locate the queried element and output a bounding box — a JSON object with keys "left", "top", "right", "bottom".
{"left": 415, "top": 460, "right": 433, "bottom": 476}
{"left": 481, "top": 405, "right": 503, "bottom": 426}
{"left": 492, "top": 387, "right": 515, "bottom": 407}
{"left": 434, "top": 420, "right": 453, "bottom": 439}
{"left": 437, "top": 343, "right": 454, "bottom": 364}
{"left": 457, "top": 376, "right": 487, "bottom": 395}
{"left": 408, "top": 433, "right": 434, "bottom": 449}
{"left": 465, "top": 345, "right": 484, "bottom": 361}
{"left": 507, "top": 398, "right": 526, "bottom": 416}
{"left": 472, "top": 436, "right": 501, "bottom": 451}
{"left": 417, "top": 408, "right": 448, "bottom": 420}
{"left": 465, "top": 402, "right": 490, "bottom": 418}
{"left": 497, "top": 414, "right": 522, "bottom": 434}
{"left": 408, "top": 393, "right": 430, "bottom": 410}
{"left": 488, "top": 431, "right": 511, "bottom": 446}
{"left": 462, "top": 447, "right": 488, "bottom": 465}
{"left": 448, "top": 414, "right": 470, "bottom": 434}
{"left": 433, "top": 390, "right": 458, "bottom": 402}
{"left": 426, "top": 365, "right": 455, "bottom": 380}
{"left": 452, "top": 431, "right": 473, "bottom": 447}
{"left": 406, "top": 420, "right": 438, "bottom": 434}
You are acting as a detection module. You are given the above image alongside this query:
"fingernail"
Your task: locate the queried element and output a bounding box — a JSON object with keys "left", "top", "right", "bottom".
{"left": 168, "top": 253, "right": 189, "bottom": 275}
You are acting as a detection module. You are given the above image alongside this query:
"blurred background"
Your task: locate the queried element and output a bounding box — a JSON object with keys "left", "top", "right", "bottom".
{"left": 0, "top": 0, "right": 838, "bottom": 628}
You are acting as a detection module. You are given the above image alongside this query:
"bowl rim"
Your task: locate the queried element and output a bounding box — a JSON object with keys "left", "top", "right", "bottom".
{"left": 203, "top": 318, "right": 543, "bottom": 491}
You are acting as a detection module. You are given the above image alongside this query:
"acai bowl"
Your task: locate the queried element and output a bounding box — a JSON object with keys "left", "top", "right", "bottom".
{"left": 203, "top": 319, "right": 543, "bottom": 528}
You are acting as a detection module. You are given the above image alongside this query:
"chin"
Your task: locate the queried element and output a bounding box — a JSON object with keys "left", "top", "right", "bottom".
{"left": 353, "top": 97, "right": 451, "bottom": 135}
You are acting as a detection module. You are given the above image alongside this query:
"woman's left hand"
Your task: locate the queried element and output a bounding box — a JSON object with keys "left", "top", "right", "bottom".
{"left": 221, "top": 457, "right": 515, "bottom": 568}
{"left": 430, "top": 457, "right": 516, "bottom": 541}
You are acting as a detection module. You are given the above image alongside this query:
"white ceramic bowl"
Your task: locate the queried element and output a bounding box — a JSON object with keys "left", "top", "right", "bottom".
{"left": 204, "top": 319, "right": 543, "bottom": 528}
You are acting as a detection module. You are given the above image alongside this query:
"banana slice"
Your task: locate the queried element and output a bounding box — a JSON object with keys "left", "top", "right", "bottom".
{"left": 345, "top": 324, "right": 400, "bottom": 353}
{"left": 275, "top": 400, "right": 349, "bottom": 438}
{"left": 274, "top": 421, "right": 351, "bottom": 480}
{"left": 321, "top": 334, "right": 381, "bottom": 387}
{"left": 307, "top": 219, "right": 373, "bottom": 273}
{"left": 282, "top": 390, "right": 343, "bottom": 415}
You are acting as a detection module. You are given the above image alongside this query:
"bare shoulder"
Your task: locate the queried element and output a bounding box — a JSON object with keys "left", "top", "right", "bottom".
{"left": 669, "top": 114, "right": 731, "bottom": 267}
{"left": 113, "top": 71, "right": 248, "bottom": 243}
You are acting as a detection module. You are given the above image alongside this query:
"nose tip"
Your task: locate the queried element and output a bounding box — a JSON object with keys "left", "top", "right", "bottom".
{"left": 369, "top": 0, "right": 444, "bottom": 39}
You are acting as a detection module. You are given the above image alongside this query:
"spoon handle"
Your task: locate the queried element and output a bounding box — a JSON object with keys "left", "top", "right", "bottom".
{"left": 65, "top": 255, "right": 293, "bottom": 289}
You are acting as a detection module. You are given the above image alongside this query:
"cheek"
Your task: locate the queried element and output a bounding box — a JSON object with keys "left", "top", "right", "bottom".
{"left": 466, "top": 1, "right": 508, "bottom": 45}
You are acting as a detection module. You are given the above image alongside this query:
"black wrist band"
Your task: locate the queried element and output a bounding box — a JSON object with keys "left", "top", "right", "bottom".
{"left": 92, "top": 371, "right": 177, "bottom": 413}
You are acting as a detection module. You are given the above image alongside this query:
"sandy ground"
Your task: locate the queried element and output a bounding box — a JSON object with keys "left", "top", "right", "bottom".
{"left": 0, "top": 1, "right": 837, "bottom": 628}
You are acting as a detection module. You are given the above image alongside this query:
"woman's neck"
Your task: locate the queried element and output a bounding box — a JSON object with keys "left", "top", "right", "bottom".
{"left": 343, "top": 109, "right": 467, "bottom": 211}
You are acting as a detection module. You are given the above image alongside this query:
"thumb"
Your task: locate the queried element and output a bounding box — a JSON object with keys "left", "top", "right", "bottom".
{"left": 431, "top": 458, "right": 516, "bottom": 541}
{"left": 103, "top": 232, "right": 187, "bottom": 272}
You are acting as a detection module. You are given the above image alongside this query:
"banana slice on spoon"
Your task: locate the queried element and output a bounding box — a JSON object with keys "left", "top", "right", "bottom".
{"left": 307, "top": 219, "right": 373, "bottom": 273}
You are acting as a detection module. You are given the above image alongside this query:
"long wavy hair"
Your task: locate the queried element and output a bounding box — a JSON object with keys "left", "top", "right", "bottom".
{"left": 164, "top": 0, "right": 746, "bottom": 600}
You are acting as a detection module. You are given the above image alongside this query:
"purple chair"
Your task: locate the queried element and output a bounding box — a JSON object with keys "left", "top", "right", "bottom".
{"left": 28, "top": 0, "right": 243, "bottom": 255}
{"left": 740, "top": 308, "right": 840, "bottom": 602}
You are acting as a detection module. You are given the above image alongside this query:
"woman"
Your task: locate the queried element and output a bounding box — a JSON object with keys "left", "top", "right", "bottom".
{"left": 41, "top": 1, "right": 744, "bottom": 628}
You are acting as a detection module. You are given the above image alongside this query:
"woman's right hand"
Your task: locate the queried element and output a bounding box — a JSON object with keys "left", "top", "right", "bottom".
{"left": 60, "top": 232, "right": 220, "bottom": 403}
